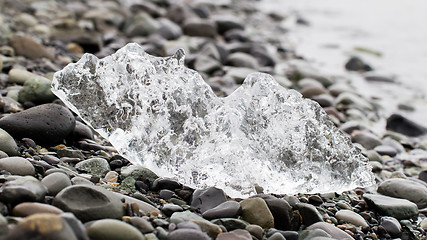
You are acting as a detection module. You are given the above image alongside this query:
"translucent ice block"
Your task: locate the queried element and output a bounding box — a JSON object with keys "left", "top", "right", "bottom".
{"left": 52, "top": 43, "right": 374, "bottom": 196}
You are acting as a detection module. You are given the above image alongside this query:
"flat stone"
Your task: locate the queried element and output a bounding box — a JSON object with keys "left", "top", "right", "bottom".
{"left": 75, "top": 157, "right": 110, "bottom": 177}
{"left": 377, "top": 178, "right": 427, "bottom": 208}
{"left": 0, "top": 104, "right": 75, "bottom": 144}
{"left": 5, "top": 213, "right": 77, "bottom": 240}
{"left": 41, "top": 172, "right": 72, "bottom": 196}
{"left": 202, "top": 200, "right": 241, "bottom": 220}
{"left": 306, "top": 222, "right": 352, "bottom": 239}
{"left": 345, "top": 56, "right": 372, "bottom": 72}
{"left": 192, "top": 187, "right": 227, "bottom": 213}
{"left": 152, "top": 177, "right": 181, "bottom": 191}
{"left": 0, "top": 176, "right": 46, "bottom": 204}
{"left": 71, "top": 176, "right": 94, "bottom": 186}
{"left": 335, "top": 210, "right": 369, "bottom": 227}
{"left": 212, "top": 15, "right": 244, "bottom": 33}
{"left": 13, "top": 202, "right": 63, "bottom": 217}
{"left": 87, "top": 219, "right": 145, "bottom": 240}
{"left": 8, "top": 68, "right": 36, "bottom": 85}
{"left": 0, "top": 157, "right": 35, "bottom": 175}
{"left": 363, "top": 193, "right": 418, "bottom": 220}
{"left": 240, "top": 197, "right": 274, "bottom": 229}
{"left": 53, "top": 185, "right": 124, "bottom": 222}
{"left": 216, "top": 229, "right": 252, "bottom": 240}
{"left": 0, "top": 128, "right": 18, "bottom": 156}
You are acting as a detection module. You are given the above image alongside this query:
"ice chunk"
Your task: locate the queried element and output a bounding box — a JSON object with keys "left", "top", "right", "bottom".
{"left": 52, "top": 43, "right": 374, "bottom": 196}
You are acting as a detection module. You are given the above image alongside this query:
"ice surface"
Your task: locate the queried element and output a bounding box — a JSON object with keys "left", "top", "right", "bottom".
{"left": 52, "top": 43, "right": 374, "bottom": 196}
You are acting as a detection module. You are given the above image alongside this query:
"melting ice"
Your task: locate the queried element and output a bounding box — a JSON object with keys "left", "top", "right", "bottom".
{"left": 52, "top": 43, "right": 374, "bottom": 196}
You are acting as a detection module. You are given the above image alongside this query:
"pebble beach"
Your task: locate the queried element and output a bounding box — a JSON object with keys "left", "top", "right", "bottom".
{"left": 0, "top": 0, "right": 427, "bottom": 239}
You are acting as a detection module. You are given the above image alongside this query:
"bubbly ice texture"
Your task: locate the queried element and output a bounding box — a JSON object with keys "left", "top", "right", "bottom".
{"left": 52, "top": 43, "right": 374, "bottom": 196}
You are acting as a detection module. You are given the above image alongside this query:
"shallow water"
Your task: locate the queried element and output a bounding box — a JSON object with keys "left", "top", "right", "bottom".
{"left": 260, "top": 0, "right": 427, "bottom": 126}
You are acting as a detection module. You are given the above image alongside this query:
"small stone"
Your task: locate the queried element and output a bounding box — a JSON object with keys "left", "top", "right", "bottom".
{"left": 104, "top": 171, "right": 119, "bottom": 183}
{"left": 194, "top": 55, "right": 222, "bottom": 74}
{"left": 0, "top": 176, "right": 47, "bottom": 204}
{"left": 216, "top": 229, "right": 252, "bottom": 240}
{"left": 267, "top": 232, "right": 286, "bottom": 240}
{"left": 363, "top": 193, "right": 418, "bottom": 220}
{"left": 87, "top": 219, "right": 145, "bottom": 240}
{"left": 170, "top": 211, "right": 205, "bottom": 225}
{"left": 212, "top": 15, "right": 244, "bottom": 33}
{"left": 72, "top": 121, "right": 94, "bottom": 140}
{"left": 125, "top": 13, "right": 160, "bottom": 37}
{"left": 380, "top": 216, "right": 401, "bottom": 238}
{"left": 193, "top": 220, "right": 223, "bottom": 239}
{"left": 374, "top": 145, "right": 397, "bottom": 157}
{"left": 335, "top": 210, "right": 369, "bottom": 227}
{"left": 156, "top": 18, "right": 182, "bottom": 40}
{"left": 386, "top": 114, "right": 427, "bottom": 137}
{"left": 159, "top": 189, "right": 174, "bottom": 200}
{"left": 4, "top": 213, "right": 77, "bottom": 240}
{"left": 377, "top": 178, "right": 427, "bottom": 208}
{"left": 420, "top": 218, "right": 427, "bottom": 230}
{"left": 299, "top": 228, "right": 332, "bottom": 240}
{"left": 202, "top": 200, "right": 241, "bottom": 220}
{"left": 192, "top": 187, "right": 227, "bottom": 213}
{"left": 351, "top": 131, "right": 382, "bottom": 150}
{"left": 211, "top": 218, "right": 250, "bottom": 231}
{"left": 246, "top": 224, "right": 263, "bottom": 240}
{"left": 182, "top": 18, "right": 216, "bottom": 38}
{"left": 0, "top": 157, "right": 35, "bottom": 175}
{"left": 240, "top": 197, "right": 274, "bottom": 229}
{"left": 296, "top": 203, "right": 324, "bottom": 226}
{"left": 53, "top": 185, "right": 125, "bottom": 222}
{"left": 161, "top": 204, "right": 183, "bottom": 217}
{"left": 226, "top": 52, "right": 259, "bottom": 69}
{"left": 0, "top": 104, "right": 75, "bottom": 144}
{"left": 41, "top": 172, "right": 72, "bottom": 196}
{"left": 129, "top": 217, "right": 154, "bottom": 233}
{"left": 18, "top": 75, "right": 56, "bottom": 103}
{"left": 60, "top": 212, "right": 90, "bottom": 240}
{"left": 168, "top": 228, "right": 210, "bottom": 240}
{"left": 114, "top": 193, "right": 159, "bottom": 216}
{"left": 152, "top": 178, "right": 181, "bottom": 191}
{"left": 226, "top": 67, "right": 256, "bottom": 84}
{"left": 306, "top": 222, "right": 352, "bottom": 239}
{"left": 300, "top": 85, "right": 327, "bottom": 99}
{"left": 9, "top": 36, "right": 54, "bottom": 60}
{"left": 345, "top": 56, "right": 372, "bottom": 72}
{"left": 57, "top": 149, "right": 85, "bottom": 160}
{"left": 8, "top": 68, "right": 37, "bottom": 85}
{"left": 13, "top": 202, "right": 63, "bottom": 217}
{"left": 75, "top": 157, "right": 110, "bottom": 177}
{"left": 121, "top": 165, "right": 158, "bottom": 183}
{"left": 265, "top": 198, "right": 293, "bottom": 230}
{"left": 335, "top": 92, "right": 373, "bottom": 110}
{"left": 71, "top": 176, "right": 94, "bottom": 186}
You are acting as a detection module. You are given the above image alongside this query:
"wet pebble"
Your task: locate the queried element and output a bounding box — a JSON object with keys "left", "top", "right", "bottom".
{"left": 363, "top": 193, "right": 418, "bottom": 220}
{"left": 87, "top": 219, "right": 145, "bottom": 240}
{"left": 41, "top": 172, "right": 72, "bottom": 196}
{"left": 13, "top": 202, "right": 63, "bottom": 217}
{"left": 0, "top": 103, "right": 75, "bottom": 144}
{"left": 240, "top": 197, "right": 274, "bottom": 229}
{"left": 0, "top": 157, "right": 35, "bottom": 176}
{"left": 0, "top": 176, "right": 46, "bottom": 204}
{"left": 53, "top": 185, "right": 124, "bottom": 222}
{"left": 377, "top": 178, "right": 427, "bottom": 208}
